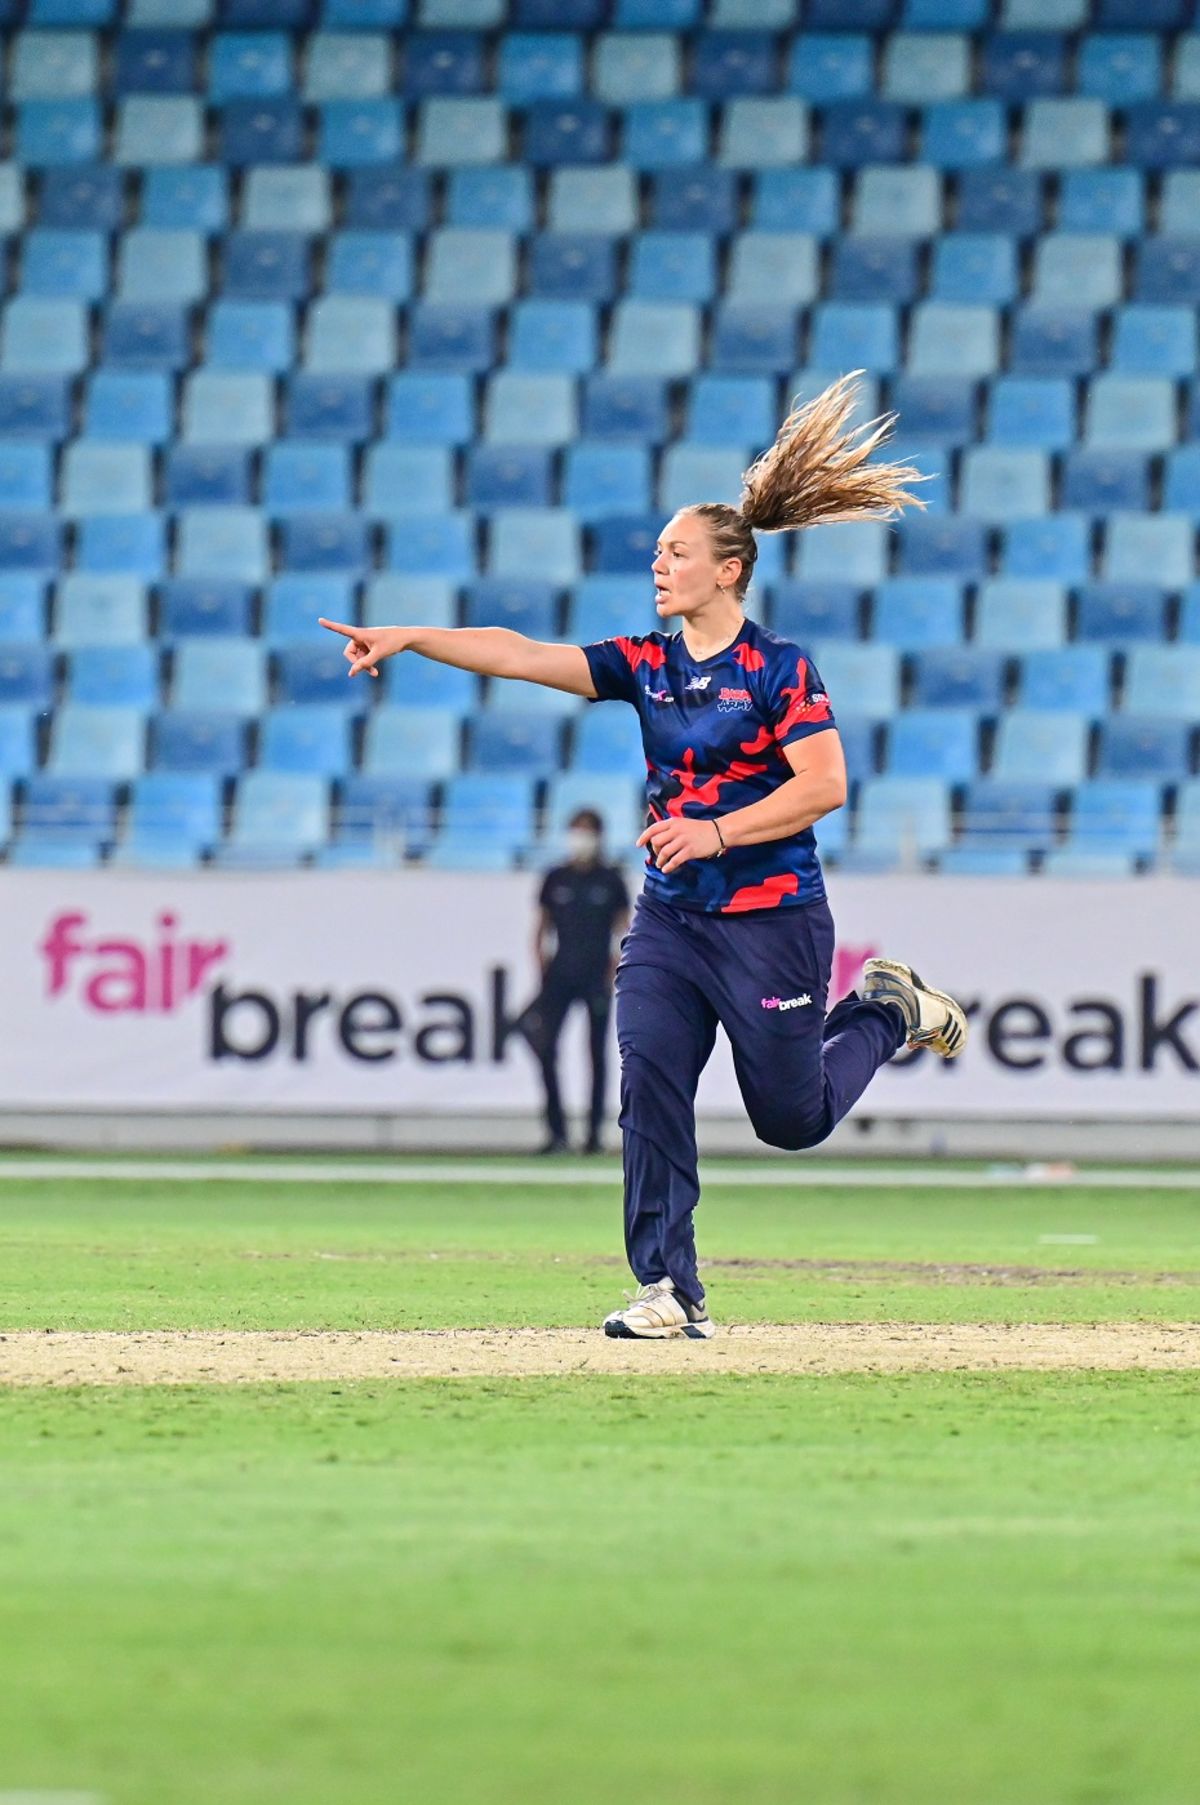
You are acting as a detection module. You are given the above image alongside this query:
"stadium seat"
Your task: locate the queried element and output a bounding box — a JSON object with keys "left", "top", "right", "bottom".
{"left": 160, "top": 580, "right": 253, "bottom": 640}
{"left": 67, "top": 644, "right": 158, "bottom": 709}
{"left": 1066, "top": 780, "right": 1163, "bottom": 859}
{"left": 991, "top": 709, "right": 1089, "bottom": 785}
{"left": 856, "top": 776, "right": 952, "bottom": 859}
{"left": 873, "top": 579, "right": 963, "bottom": 647}
{"left": 1096, "top": 717, "right": 1193, "bottom": 781}
{"left": 887, "top": 709, "right": 978, "bottom": 781}
{"left": 54, "top": 574, "right": 146, "bottom": 646}
{"left": 770, "top": 583, "right": 861, "bottom": 643}
{"left": 259, "top": 706, "right": 353, "bottom": 776}
{"left": 46, "top": 704, "right": 145, "bottom": 779}
{"left": 959, "top": 780, "right": 1060, "bottom": 855}
{"left": 913, "top": 647, "right": 1007, "bottom": 710}
{"left": 227, "top": 772, "right": 329, "bottom": 857}
{"left": 974, "top": 581, "right": 1067, "bottom": 651}
{"left": 1123, "top": 647, "right": 1200, "bottom": 717}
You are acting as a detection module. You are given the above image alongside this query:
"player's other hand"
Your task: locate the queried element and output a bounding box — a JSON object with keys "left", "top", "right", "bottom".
{"left": 637, "top": 815, "right": 724, "bottom": 874}
{"left": 318, "top": 618, "right": 410, "bottom": 678}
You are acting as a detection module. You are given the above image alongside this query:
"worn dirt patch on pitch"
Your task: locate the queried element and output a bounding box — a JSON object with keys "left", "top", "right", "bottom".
{"left": 2, "top": 1323, "right": 1199, "bottom": 1385}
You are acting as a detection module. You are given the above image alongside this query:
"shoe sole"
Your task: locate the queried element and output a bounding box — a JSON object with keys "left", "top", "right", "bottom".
{"left": 603, "top": 1318, "right": 715, "bottom": 1340}
{"left": 864, "top": 957, "right": 969, "bottom": 1060}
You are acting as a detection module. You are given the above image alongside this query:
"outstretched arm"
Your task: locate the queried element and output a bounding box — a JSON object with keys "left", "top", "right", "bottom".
{"left": 318, "top": 619, "right": 597, "bottom": 698}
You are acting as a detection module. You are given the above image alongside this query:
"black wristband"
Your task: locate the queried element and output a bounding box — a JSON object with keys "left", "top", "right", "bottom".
{"left": 712, "top": 819, "right": 727, "bottom": 858}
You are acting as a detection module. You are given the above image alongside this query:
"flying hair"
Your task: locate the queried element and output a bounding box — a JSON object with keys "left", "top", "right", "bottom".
{"left": 682, "top": 373, "right": 927, "bottom": 602}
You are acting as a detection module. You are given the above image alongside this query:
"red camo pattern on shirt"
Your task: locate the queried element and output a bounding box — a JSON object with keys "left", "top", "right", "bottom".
{"left": 774, "top": 654, "right": 833, "bottom": 742}
{"left": 614, "top": 635, "right": 667, "bottom": 672}
{"left": 721, "top": 872, "right": 801, "bottom": 913}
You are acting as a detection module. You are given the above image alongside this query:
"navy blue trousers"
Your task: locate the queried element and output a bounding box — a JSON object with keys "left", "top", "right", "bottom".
{"left": 614, "top": 892, "right": 906, "bottom": 1308}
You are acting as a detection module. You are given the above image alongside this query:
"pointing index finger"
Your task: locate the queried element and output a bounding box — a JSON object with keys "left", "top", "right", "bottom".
{"left": 318, "top": 617, "right": 360, "bottom": 639}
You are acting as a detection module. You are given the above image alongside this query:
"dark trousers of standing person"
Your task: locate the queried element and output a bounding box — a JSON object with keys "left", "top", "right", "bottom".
{"left": 523, "top": 969, "right": 612, "bottom": 1147}
{"left": 614, "top": 891, "right": 907, "bottom": 1308}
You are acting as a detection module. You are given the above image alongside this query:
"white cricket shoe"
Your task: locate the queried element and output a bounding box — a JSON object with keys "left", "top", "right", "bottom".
{"left": 863, "top": 957, "right": 969, "bottom": 1059}
{"left": 603, "top": 1278, "right": 715, "bottom": 1341}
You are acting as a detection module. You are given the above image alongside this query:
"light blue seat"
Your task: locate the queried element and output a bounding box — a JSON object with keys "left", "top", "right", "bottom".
{"left": 786, "top": 34, "right": 873, "bottom": 102}
{"left": 1033, "top": 235, "right": 1122, "bottom": 309}
{"left": 362, "top": 444, "right": 453, "bottom": 515}
{"left": 753, "top": 169, "right": 840, "bottom": 235}
{"left": 0, "top": 442, "right": 52, "bottom": 510}
{"left": 1066, "top": 780, "right": 1163, "bottom": 859}
{"left": 564, "top": 444, "right": 650, "bottom": 518}
{"left": 975, "top": 580, "right": 1066, "bottom": 650}
{"left": 508, "top": 300, "right": 596, "bottom": 374}
{"left": 304, "top": 296, "right": 396, "bottom": 373}
{"left": 660, "top": 446, "right": 745, "bottom": 513}
{"left": 1060, "top": 169, "right": 1144, "bottom": 236}
{"left": 263, "top": 443, "right": 351, "bottom": 515}
{"left": 173, "top": 638, "right": 267, "bottom": 713}
{"left": 881, "top": 32, "right": 970, "bottom": 102}
{"left": 809, "top": 304, "right": 898, "bottom": 373}
{"left": 1159, "top": 170, "right": 1200, "bottom": 235}
{"left": 0, "top": 703, "right": 38, "bottom": 775}
{"left": 1104, "top": 515, "right": 1194, "bottom": 586}
{"left": 242, "top": 166, "right": 331, "bottom": 232}
{"left": 908, "top": 304, "right": 999, "bottom": 376}
{"left": 498, "top": 32, "right": 584, "bottom": 101}
{"left": 303, "top": 31, "right": 391, "bottom": 99}
{"left": 1110, "top": 306, "right": 1196, "bottom": 376}
{"left": 592, "top": 33, "right": 679, "bottom": 105}
{"left": 988, "top": 378, "right": 1075, "bottom": 449}
{"left": 992, "top": 710, "right": 1089, "bottom": 785}
{"left": 1021, "top": 99, "right": 1110, "bottom": 169}
{"left": 0, "top": 576, "right": 45, "bottom": 642}
{"left": 262, "top": 574, "right": 353, "bottom": 644}
{"left": 385, "top": 373, "right": 473, "bottom": 444}
{"left": 385, "top": 512, "right": 476, "bottom": 579}
{"left": 1018, "top": 647, "right": 1111, "bottom": 713}
{"left": 54, "top": 574, "right": 146, "bottom": 646}
{"left": 931, "top": 235, "right": 1018, "bottom": 305}
{"left": 489, "top": 510, "right": 580, "bottom": 583}
{"left": 852, "top": 167, "right": 941, "bottom": 236}
{"left": 67, "top": 644, "right": 158, "bottom": 708}
{"left": 800, "top": 523, "right": 888, "bottom": 584}
{"left": 718, "top": 99, "right": 809, "bottom": 169}
{"left": 259, "top": 706, "right": 352, "bottom": 776}
{"left": 438, "top": 774, "right": 535, "bottom": 854}
{"left": 872, "top": 579, "right": 962, "bottom": 646}
{"left": 425, "top": 229, "right": 517, "bottom": 306}
{"left": 117, "top": 229, "right": 206, "bottom": 303}
{"left": 10, "top": 30, "right": 99, "bottom": 98}
{"left": 856, "top": 776, "right": 952, "bottom": 858}
{"left": 1123, "top": 647, "right": 1200, "bottom": 717}
{"left": 383, "top": 655, "right": 476, "bottom": 709}
{"left": 115, "top": 97, "right": 204, "bottom": 165}
{"left": 0, "top": 168, "right": 22, "bottom": 235}
{"left": 182, "top": 372, "right": 274, "bottom": 444}
{"left": 571, "top": 702, "right": 646, "bottom": 776}
{"left": 486, "top": 373, "right": 577, "bottom": 445}
{"left": 16, "top": 100, "right": 101, "bottom": 166}
{"left": 76, "top": 515, "right": 165, "bottom": 577}
{"left": 629, "top": 232, "right": 717, "bottom": 304}
{"left": 176, "top": 509, "right": 271, "bottom": 582}
{"left": 688, "top": 376, "right": 775, "bottom": 446}
{"left": 60, "top": 444, "right": 152, "bottom": 517}
{"left": 228, "top": 771, "right": 329, "bottom": 855}
{"left": 363, "top": 707, "right": 461, "bottom": 779}
{"left": 85, "top": 371, "right": 172, "bottom": 441}
{"left": 21, "top": 229, "right": 106, "bottom": 300}
{"left": 319, "top": 98, "right": 404, "bottom": 166}
{"left": 569, "top": 575, "right": 652, "bottom": 643}
{"left": 140, "top": 168, "right": 226, "bottom": 238}
{"left": 1041, "top": 847, "right": 1137, "bottom": 877}
{"left": 123, "top": 773, "right": 222, "bottom": 859}
{"left": 209, "top": 32, "right": 292, "bottom": 99}
{"left": 922, "top": 98, "right": 1008, "bottom": 168}
{"left": 623, "top": 100, "right": 709, "bottom": 169}
{"left": 960, "top": 448, "right": 1050, "bottom": 520}
{"left": 726, "top": 233, "right": 819, "bottom": 304}
{"left": 1086, "top": 377, "right": 1178, "bottom": 451}
{"left": 810, "top": 642, "right": 899, "bottom": 714}
{"left": 47, "top": 704, "right": 145, "bottom": 778}
{"left": 547, "top": 166, "right": 637, "bottom": 234}
{"left": 543, "top": 773, "right": 643, "bottom": 856}
{"left": 1078, "top": 35, "right": 1161, "bottom": 104}
{"left": 1, "top": 298, "right": 88, "bottom": 373}
{"left": 417, "top": 98, "right": 506, "bottom": 166}
{"left": 468, "top": 710, "right": 563, "bottom": 775}
{"left": 888, "top": 708, "right": 978, "bottom": 780}
{"left": 1002, "top": 515, "right": 1091, "bottom": 582}
{"left": 207, "top": 300, "right": 294, "bottom": 371}
{"left": 487, "top": 669, "right": 581, "bottom": 717}
{"left": 447, "top": 168, "right": 534, "bottom": 232}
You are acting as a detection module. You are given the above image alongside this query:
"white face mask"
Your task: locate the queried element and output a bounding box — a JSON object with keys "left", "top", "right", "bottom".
{"left": 567, "top": 828, "right": 601, "bottom": 861}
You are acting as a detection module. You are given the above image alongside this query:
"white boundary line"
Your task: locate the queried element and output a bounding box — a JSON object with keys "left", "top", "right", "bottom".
{"left": 0, "top": 1158, "right": 1197, "bottom": 1191}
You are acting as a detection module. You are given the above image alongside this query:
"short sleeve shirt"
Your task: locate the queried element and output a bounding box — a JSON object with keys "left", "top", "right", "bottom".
{"left": 581, "top": 616, "right": 838, "bottom": 914}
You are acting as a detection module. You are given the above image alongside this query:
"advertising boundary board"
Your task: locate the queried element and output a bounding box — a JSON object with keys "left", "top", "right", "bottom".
{"left": 1, "top": 871, "right": 1197, "bottom": 1121}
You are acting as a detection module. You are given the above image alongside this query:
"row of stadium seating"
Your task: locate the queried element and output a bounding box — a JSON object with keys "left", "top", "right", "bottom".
{"left": 6, "top": 767, "right": 1200, "bottom": 877}
{"left": 8, "top": 573, "right": 1200, "bottom": 647}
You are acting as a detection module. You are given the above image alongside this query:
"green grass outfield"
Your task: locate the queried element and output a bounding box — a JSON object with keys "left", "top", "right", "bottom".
{"left": 2, "top": 1157, "right": 1198, "bottom": 1805}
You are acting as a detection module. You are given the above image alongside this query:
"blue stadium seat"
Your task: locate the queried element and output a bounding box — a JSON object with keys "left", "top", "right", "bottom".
{"left": 1060, "top": 782, "right": 1160, "bottom": 863}
{"left": 1096, "top": 717, "right": 1192, "bottom": 781}
{"left": 956, "top": 169, "right": 1042, "bottom": 234}
{"left": 913, "top": 647, "right": 1006, "bottom": 709}
{"left": 1125, "top": 103, "right": 1200, "bottom": 168}
{"left": 219, "top": 98, "right": 304, "bottom": 165}
{"left": 981, "top": 33, "right": 1067, "bottom": 99}
{"left": 923, "top": 98, "right": 1007, "bottom": 168}
{"left": 975, "top": 580, "right": 1067, "bottom": 651}
{"left": 623, "top": 100, "right": 708, "bottom": 168}
{"left": 1180, "top": 587, "right": 1200, "bottom": 643}
{"left": 800, "top": 522, "right": 888, "bottom": 584}
{"left": 467, "top": 446, "right": 552, "bottom": 509}
{"left": 568, "top": 576, "right": 650, "bottom": 644}
{"left": 264, "top": 443, "right": 352, "bottom": 515}
{"left": 960, "top": 448, "right": 1049, "bottom": 521}
{"left": 1062, "top": 451, "right": 1150, "bottom": 514}
{"left": 992, "top": 709, "right": 1089, "bottom": 785}
{"left": 628, "top": 232, "right": 717, "bottom": 304}
{"left": 0, "top": 703, "right": 38, "bottom": 778}
{"left": 498, "top": 31, "right": 582, "bottom": 102}
{"left": 114, "top": 96, "right": 204, "bottom": 165}
{"left": 334, "top": 775, "right": 436, "bottom": 855}
{"left": 0, "top": 443, "right": 52, "bottom": 510}
{"left": 821, "top": 101, "right": 908, "bottom": 167}
{"left": 164, "top": 447, "right": 252, "bottom": 507}
{"left": 1078, "top": 36, "right": 1161, "bottom": 104}
{"left": 1059, "top": 168, "right": 1144, "bottom": 236}
{"left": 660, "top": 446, "right": 744, "bottom": 514}
{"left": 104, "top": 303, "right": 190, "bottom": 369}
{"left": 409, "top": 304, "right": 496, "bottom": 373}
{"left": 16, "top": 100, "right": 102, "bottom": 166}
{"left": 243, "top": 165, "right": 331, "bottom": 233}
{"left": 62, "top": 443, "right": 152, "bottom": 516}
{"left": 591, "top": 515, "right": 662, "bottom": 575}
{"left": 609, "top": 301, "right": 700, "bottom": 378}
{"left": 47, "top": 704, "right": 145, "bottom": 779}
{"left": 710, "top": 305, "right": 798, "bottom": 375}
{"left": 77, "top": 514, "right": 165, "bottom": 576}
{"left": 173, "top": 638, "right": 267, "bottom": 713}
{"left": 1103, "top": 515, "right": 1193, "bottom": 586}
{"left": 259, "top": 705, "right": 352, "bottom": 776}
{"left": 464, "top": 580, "right": 558, "bottom": 637}
{"left": 0, "top": 576, "right": 45, "bottom": 642}
{"left": 752, "top": 168, "right": 838, "bottom": 235}
{"left": 305, "top": 295, "right": 396, "bottom": 373}
{"left": 261, "top": 574, "right": 354, "bottom": 644}
{"left": 363, "top": 443, "right": 452, "bottom": 515}
{"left": 489, "top": 510, "right": 579, "bottom": 583}
{"left": 770, "top": 583, "right": 860, "bottom": 642}
{"left": 426, "top": 229, "right": 514, "bottom": 307}
{"left": 786, "top": 34, "right": 873, "bottom": 103}
{"left": 1022, "top": 99, "right": 1110, "bottom": 169}
{"left": 931, "top": 235, "right": 1018, "bottom": 306}
{"left": 523, "top": 100, "right": 610, "bottom": 168}
{"left": 122, "top": 773, "right": 221, "bottom": 861}
{"left": 141, "top": 165, "right": 228, "bottom": 230}
{"left": 1018, "top": 646, "right": 1110, "bottom": 713}
{"left": 897, "top": 517, "right": 989, "bottom": 579}
{"left": 687, "top": 376, "right": 775, "bottom": 448}
{"left": 54, "top": 574, "right": 146, "bottom": 645}
{"left": 528, "top": 234, "right": 618, "bottom": 304}
{"left": 67, "top": 644, "right": 158, "bottom": 708}
{"left": 1085, "top": 376, "right": 1177, "bottom": 451}
{"left": 486, "top": 373, "right": 577, "bottom": 445}
{"left": 810, "top": 643, "right": 899, "bottom": 716}
{"left": 182, "top": 371, "right": 273, "bottom": 445}
{"left": 0, "top": 645, "right": 56, "bottom": 710}
{"left": 719, "top": 98, "right": 809, "bottom": 169}
{"left": 988, "top": 378, "right": 1074, "bottom": 449}
{"left": 656, "top": 168, "right": 738, "bottom": 233}
{"left": 114, "top": 31, "right": 200, "bottom": 96}
{"left": 583, "top": 376, "right": 669, "bottom": 442}
{"left": 889, "top": 377, "right": 976, "bottom": 443}
{"left": 159, "top": 579, "right": 253, "bottom": 640}
{"left": 1009, "top": 308, "right": 1097, "bottom": 376}
{"left": 1135, "top": 239, "right": 1200, "bottom": 304}
{"left": 830, "top": 239, "right": 919, "bottom": 304}
{"left": 289, "top": 374, "right": 375, "bottom": 441}
{"left": 1, "top": 298, "right": 88, "bottom": 374}
{"left": 448, "top": 167, "right": 535, "bottom": 230}
{"left": 344, "top": 168, "right": 430, "bottom": 230}
{"left": 693, "top": 31, "right": 776, "bottom": 98}
{"left": 0, "top": 514, "right": 62, "bottom": 574}
{"left": 84, "top": 370, "right": 172, "bottom": 441}
{"left": 873, "top": 579, "right": 963, "bottom": 646}
{"left": 21, "top": 229, "right": 107, "bottom": 300}
{"left": 284, "top": 515, "right": 372, "bottom": 575}
{"left": 809, "top": 304, "right": 899, "bottom": 374}
{"left": 1123, "top": 647, "right": 1200, "bottom": 717}
{"left": 39, "top": 166, "right": 124, "bottom": 230}
{"left": 151, "top": 710, "right": 245, "bottom": 777}
{"left": 887, "top": 708, "right": 978, "bottom": 781}
{"left": 273, "top": 642, "right": 365, "bottom": 710}
{"left": 508, "top": 300, "right": 594, "bottom": 375}
{"left": 551, "top": 166, "right": 638, "bottom": 233}
{"left": 22, "top": 776, "right": 118, "bottom": 847}
{"left": 226, "top": 771, "right": 329, "bottom": 858}
{"left": 207, "top": 299, "right": 294, "bottom": 371}
{"left": 1002, "top": 516, "right": 1091, "bottom": 582}
{"left": 467, "top": 711, "right": 563, "bottom": 775}
{"left": 885, "top": 32, "right": 971, "bottom": 103}
{"left": 224, "top": 231, "right": 312, "bottom": 301}
{"left": 319, "top": 97, "right": 404, "bottom": 165}
{"left": 856, "top": 776, "right": 952, "bottom": 858}
{"left": 564, "top": 444, "right": 650, "bottom": 518}
{"left": 908, "top": 304, "right": 999, "bottom": 376}
{"left": 402, "top": 31, "right": 484, "bottom": 97}
{"left": 1076, "top": 585, "right": 1168, "bottom": 644}
{"left": 384, "top": 512, "right": 474, "bottom": 578}
{"left": 10, "top": 30, "right": 100, "bottom": 101}
{"left": 209, "top": 31, "right": 291, "bottom": 99}
{"left": 959, "top": 781, "right": 1059, "bottom": 854}
{"left": 438, "top": 774, "right": 535, "bottom": 856}
{"left": 383, "top": 657, "right": 476, "bottom": 710}
{"left": 1033, "top": 234, "right": 1122, "bottom": 308}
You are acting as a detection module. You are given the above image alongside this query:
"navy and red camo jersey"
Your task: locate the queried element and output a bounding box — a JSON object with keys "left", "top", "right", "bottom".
{"left": 581, "top": 616, "right": 839, "bottom": 915}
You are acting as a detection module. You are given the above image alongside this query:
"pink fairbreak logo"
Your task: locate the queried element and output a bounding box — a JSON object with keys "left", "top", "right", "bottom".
{"left": 40, "top": 910, "right": 230, "bottom": 1014}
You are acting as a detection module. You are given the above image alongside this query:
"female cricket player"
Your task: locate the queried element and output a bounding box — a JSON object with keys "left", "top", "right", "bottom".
{"left": 320, "top": 374, "right": 969, "bottom": 1342}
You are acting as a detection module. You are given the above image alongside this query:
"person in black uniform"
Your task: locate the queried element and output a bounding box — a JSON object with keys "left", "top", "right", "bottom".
{"left": 522, "top": 808, "right": 630, "bottom": 1155}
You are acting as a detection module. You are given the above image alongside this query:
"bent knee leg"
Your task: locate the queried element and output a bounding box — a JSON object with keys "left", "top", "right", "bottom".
{"left": 747, "top": 1102, "right": 833, "bottom": 1152}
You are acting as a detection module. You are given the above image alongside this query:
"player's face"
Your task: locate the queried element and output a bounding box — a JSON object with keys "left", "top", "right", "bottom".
{"left": 651, "top": 514, "right": 733, "bottom": 620}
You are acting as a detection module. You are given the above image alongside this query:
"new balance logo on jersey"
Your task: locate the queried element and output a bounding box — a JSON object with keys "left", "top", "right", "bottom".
{"left": 684, "top": 674, "right": 712, "bottom": 692}
{"left": 761, "top": 993, "right": 812, "bottom": 1011}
